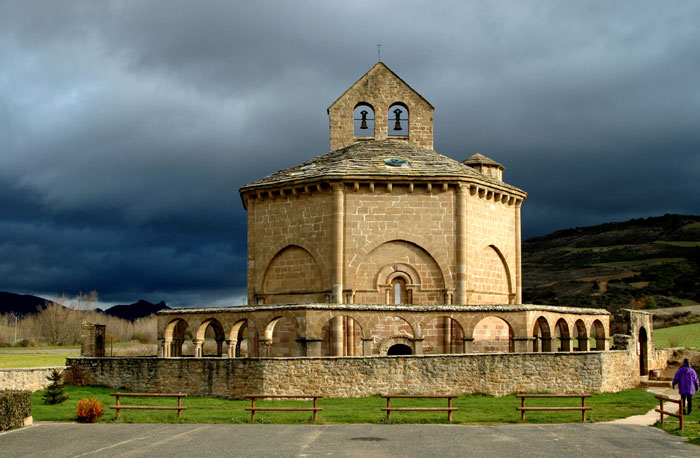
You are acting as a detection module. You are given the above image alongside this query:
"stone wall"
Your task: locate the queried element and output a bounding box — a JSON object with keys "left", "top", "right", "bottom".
{"left": 67, "top": 350, "right": 641, "bottom": 399}
{"left": 0, "top": 367, "right": 65, "bottom": 392}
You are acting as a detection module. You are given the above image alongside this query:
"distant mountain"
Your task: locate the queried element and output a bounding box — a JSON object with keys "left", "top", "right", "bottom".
{"left": 104, "top": 300, "right": 169, "bottom": 321}
{"left": 522, "top": 214, "right": 700, "bottom": 311}
{"left": 0, "top": 292, "right": 50, "bottom": 316}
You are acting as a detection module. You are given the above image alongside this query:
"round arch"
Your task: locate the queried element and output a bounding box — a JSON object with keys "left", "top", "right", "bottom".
{"left": 591, "top": 319, "right": 606, "bottom": 351}
{"left": 378, "top": 336, "right": 414, "bottom": 355}
{"left": 554, "top": 318, "right": 571, "bottom": 352}
{"left": 163, "top": 318, "right": 188, "bottom": 358}
{"left": 472, "top": 316, "right": 514, "bottom": 353}
{"left": 533, "top": 316, "right": 551, "bottom": 352}
{"left": 195, "top": 318, "right": 226, "bottom": 357}
{"left": 574, "top": 319, "right": 588, "bottom": 351}
{"left": 256, "top": 241, "right": 330, "bottom": 292}
{"left": 353, "top": 102, "right": 375, "bottom": 137}
{"left": 320, "top": 315, "right": 363, "bottom": 356}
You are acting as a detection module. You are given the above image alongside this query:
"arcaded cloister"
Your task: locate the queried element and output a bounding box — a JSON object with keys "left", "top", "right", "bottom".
{"left": 158, "top": 304, "right": 609, "bottom": 358}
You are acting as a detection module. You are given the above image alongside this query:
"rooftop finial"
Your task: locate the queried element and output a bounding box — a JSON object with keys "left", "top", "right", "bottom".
{"left": 376, "top": 43, "right": 382, "bottom": 61}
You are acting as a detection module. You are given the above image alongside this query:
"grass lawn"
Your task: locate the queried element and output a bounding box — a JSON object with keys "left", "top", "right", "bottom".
{"left": 658, "top": 420, "right": 700, "bottom": 446}
{"left": 653, "top": 323, "right": 700, "bottom": 349}
{"left": 0, "top": 353, "right": 77, "bottom": 368}
{"left": 32, "top": 385, "right": 658, "bottom": 425}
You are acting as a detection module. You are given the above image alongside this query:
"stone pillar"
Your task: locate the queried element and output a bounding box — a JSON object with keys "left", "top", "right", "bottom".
{"left": 413, "top": 338, "right": 424, "bottom": 355}
{"left": 577, "top": 337, "right": 589, "bottom": 352}
{"left": 193, "top": 339, "right": 204, "bottom": 358}
{"left": 598, "top": 337, "right": 610, "bottom": 351}
{"left": 346, "top": 318, "right": 355, "bottom": 356}
{"left": 226, "top": 339, "right": 237, "bottom": 358}
{"left": 541, "top": 337, "right": 553, "bottom": 352}
{"left": 80, "top": 322, "right": 106, "bottom": 357}
{"left": 362, "top": 338, "right": 373, "bottom": 356}
{"left": 216, "top": 339, "right": 225, "bottom": 357}
{"left": 443, "top": 317, "right": 452, "bottom": 354}
{"left": 258, "top": 338, "right": 272, "bottom": 357}
{"left": 558, "top": 337, "right": 572, "bottom": 352}
{"left": 512, "top": 337, "right": 530, "bottom": 353}
{"left": 306, "top": 338, "right": 322, "bottom": 357}
{"left": 247, "top": 196, "right": 256, "bottom": 305}
{"left": 515, "top": 201, "right": 523, "bottom": 304}
{"left": 332, "top": 316, "right": 344, "bottom": 356}
{"left": 159, "top": 338, "right": 171, "bottom": 357}
{"left": 331, "top": 183, "right": 345, "bottom": 304}
{"left": 455, "top": 184, "right": 468, "bottom": 305}
{"left": 463, "top": 337, "right": 474, "bottom": 353}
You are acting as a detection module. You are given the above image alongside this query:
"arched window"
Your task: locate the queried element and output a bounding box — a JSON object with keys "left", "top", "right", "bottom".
{"left": 388, "top": 103, "right": 408, "bottom": 137}
{"left": 390, "top": 277, "right": 408, "bottom": 304}
{"left": 353, "top": 103, "right": 374, "bottom": 137}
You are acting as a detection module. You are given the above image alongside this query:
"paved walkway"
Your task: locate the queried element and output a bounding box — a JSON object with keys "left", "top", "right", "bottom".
{"left": 1, "top": 421, "right": 697, "bottom": 458}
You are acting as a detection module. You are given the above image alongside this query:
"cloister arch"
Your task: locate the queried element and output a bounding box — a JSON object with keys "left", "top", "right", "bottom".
{"left": 468, "top": 244, "right": 514, "bottom": 304}
{"left": 163, "top": 318, "right": 188, "bottom": 357}
{"left": 265, "top": 315, "right": 297, "bottom": 357}
{"left": 574, "top": 319, "right": 588, "bottom": 351}
{"left": 533, "top": 316, "right": 551, "bottom": 352}
{"left": 229, "top": 319, "right": 253, "bottom": 357}
{"left": 554, "top": 319, "right": 571, "bottom": 352}
{"left": 353, "top": 102, "right": 375, "bottom": 137}
{"left": 423, "top": 316, "right": 464, "bottom": 354}
{"left": 378, "top": 336, "right": 415, "bottom": 355}
{"left": 591, "top": 319, "right": 606, "bottom": 351}
{"left": 195, "top": 318, "right": 225, "bottom": 357}
{"left": 321, "top": 316, "right": 363, "bottom": 356}
{"left": 472, "top": 316, "right": 513, "bottom": 353}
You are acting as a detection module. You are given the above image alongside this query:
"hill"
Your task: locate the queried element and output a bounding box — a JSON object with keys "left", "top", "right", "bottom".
{"left": 0, "top": 292, "right": 50, "bottom": 316}
{"left": 104, "top": 300, "right": 169, "bottom": 321}
{"left": 522, "top": 214, "right": 700, "bottom": 312}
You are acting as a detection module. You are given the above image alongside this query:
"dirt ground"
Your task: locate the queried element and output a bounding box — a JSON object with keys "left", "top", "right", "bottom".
{"left": 660, "top": 348, "right": 700, "bottom": 379}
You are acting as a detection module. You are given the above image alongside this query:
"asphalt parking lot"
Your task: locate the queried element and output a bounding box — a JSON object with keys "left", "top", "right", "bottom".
{"left": 0, "top": 422, "right": 697, "bottom": 458}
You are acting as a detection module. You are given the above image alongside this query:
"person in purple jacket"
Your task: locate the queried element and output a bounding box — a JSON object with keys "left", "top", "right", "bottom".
{"left": 672, "top": 358, "right": 700, "bottom": 415}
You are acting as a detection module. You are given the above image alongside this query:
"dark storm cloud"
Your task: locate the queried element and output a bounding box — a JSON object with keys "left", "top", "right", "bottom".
{"left": 1, "top": 1, "right": 699, "bottom": 305}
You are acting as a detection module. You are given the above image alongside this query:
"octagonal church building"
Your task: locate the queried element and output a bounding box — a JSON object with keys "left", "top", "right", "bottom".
{"left": 157, "top": 63, "right": 618, "bottom": 361}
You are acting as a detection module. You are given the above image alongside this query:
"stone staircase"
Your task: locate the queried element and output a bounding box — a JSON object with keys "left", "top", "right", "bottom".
{"left": 641, "top": 373, "right": 673, "bottom": 389}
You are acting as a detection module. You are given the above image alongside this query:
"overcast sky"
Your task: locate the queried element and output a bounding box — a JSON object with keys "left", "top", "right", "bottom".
{"left": 1, "top": 1, "right": 699, "bottom": 307}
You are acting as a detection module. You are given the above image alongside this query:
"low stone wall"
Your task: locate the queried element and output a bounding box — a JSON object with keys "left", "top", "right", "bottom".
{"left": 67, "top": 351, "right": 643, "bottom": 398}
{"left": 0, "top": 367, "right": 65, "bottom": 392}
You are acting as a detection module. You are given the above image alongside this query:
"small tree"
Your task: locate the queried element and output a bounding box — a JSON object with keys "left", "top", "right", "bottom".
{"left": 43, "top": 369, "right": 68, "bottom": 405}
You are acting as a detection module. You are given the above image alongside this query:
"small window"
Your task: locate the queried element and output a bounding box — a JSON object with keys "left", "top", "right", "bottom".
{"left": 388, "top": 103, "right": 408, "bottom": 137}
{"left": 390, "top": 277, "right": 408, "bottom": 305}
{"left": 354, "top": 103, "right": 374, "bottom": 137}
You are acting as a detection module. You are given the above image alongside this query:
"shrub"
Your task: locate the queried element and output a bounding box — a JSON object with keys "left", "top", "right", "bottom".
{"left": 43, "top": 369, "right": 68, "bottom": 405}
{"left": 75, "top": 398, "right": 104, "bottom": 423}
{"left": 0, "top": 391, "right": 32, "bottom": 431}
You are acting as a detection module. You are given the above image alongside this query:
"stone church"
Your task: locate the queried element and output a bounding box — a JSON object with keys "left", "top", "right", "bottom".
{"left": 157, "top": 63, "right": 612, "bottom": 360}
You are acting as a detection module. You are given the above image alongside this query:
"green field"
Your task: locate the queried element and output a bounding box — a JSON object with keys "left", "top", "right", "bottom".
{"left": 0, "top": 353, "right": 78, "bottom": 368}
{"left": 653, "top": 322, "right": 700, "bottom": 349}
{"left": 31, "top": 385, "right": 658, "bottom": 425}
{"left": 593, "top": 257, "right": 687, "bottom": 268}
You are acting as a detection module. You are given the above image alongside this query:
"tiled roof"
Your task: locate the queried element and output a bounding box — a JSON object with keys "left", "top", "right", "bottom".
{"left": 241, "top": 140, "right": 524, "bottom": 194}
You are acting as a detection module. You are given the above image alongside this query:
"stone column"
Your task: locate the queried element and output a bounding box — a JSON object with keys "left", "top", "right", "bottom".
{"left": 346, "top": 318, "right": 355, "bottom": 356}
{"left": 332, "top": 316, "right": 344, "bottom": 356}
{"left": 512, "top": 337, "right": 531, "bottom": 353}
{"left": 160, "top": 338, "right": 171, "bottom": 358}
{"left": 216, "top": 339, "right": 225, "bottom": 357}
{"left": 306, "top": 338, "right": 322, "bottom": 357}
{"left": 226, "top": 339, "right": 237, "bottom": 358}
{"left": 455, "top": 184, "right": 468, "bottom": 304}
{"left": 413, "top": 338, "right": 424, "bottom": 355}
{"left": 193, "top": 339, "right": 204, "bottom": 358}
{"left": 331, "top": 183, "right": 345, "bottom": 304}
{"left": 515, "top": 201, "right": 523, "bottom": 304}
{"left": 463, "top": 337, "right": 474, "bottom": 353}
{"left": 577, "top": 337, "right": 588, "bottom": 352}
{"left": 258, "top": 338, "right": 272, "bottom": 357}
{"left": 558, "top": 337, "right": 572, "bottom": 352}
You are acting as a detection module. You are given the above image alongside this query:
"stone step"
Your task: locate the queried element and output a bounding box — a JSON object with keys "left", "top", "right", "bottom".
{"left": 641, "top": 380, "right": 673, "bottom": 388}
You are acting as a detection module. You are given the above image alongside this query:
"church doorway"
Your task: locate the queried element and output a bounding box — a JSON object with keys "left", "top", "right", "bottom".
{"left": 387, "top": 343, "right": 412, "bottom": 355}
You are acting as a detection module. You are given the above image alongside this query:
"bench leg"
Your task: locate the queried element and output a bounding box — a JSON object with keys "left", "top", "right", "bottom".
{"left": 448, "top": 398, "right": 453, "bottom": 422}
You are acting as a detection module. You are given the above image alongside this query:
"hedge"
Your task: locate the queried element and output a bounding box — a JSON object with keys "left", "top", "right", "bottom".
{"left": 0, "top": 390, "right": 32, "bottom": 431}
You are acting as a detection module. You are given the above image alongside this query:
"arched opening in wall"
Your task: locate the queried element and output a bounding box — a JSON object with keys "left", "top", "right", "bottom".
{"left": 639, "top": 327, "right": 648, "bottom": 376}
{"left": 554, "top": 319, "right": 571, "bottom": 352}
{"left": 574, "top": 320, "right": 588, "bottom": 351}
{"left": 390, "top": 277, "right": 409, "bottom": 305}
{"left": 423, "top": 317, "right": 464, "bottom": 354}
{"left": 591, "top": 320, "right": 606, "bottom": 351}
{"left": 473, "top": 316, "right": 513, "bottom": 353}
{"left": 353, "top": 103, "right": 375, "bottom": 137}
{"left": 321, "top": 316, "right": 363, "bottom": 356}
{"left": 533, "top": 317, "right": 551, "bottom": 352}
{"left": 196, "top": 319, "right": 225, "bottom": 357}
{"left": 266, "top": 316, "right": 297, "bottom": 357}
{"left": 387, "top": 344, "right": 412, "bottom": 355}
{"left": 230, "top": 319, "right": 251, "bottom": 358}
{"left": 164, "top": 319, "right": 188, "bottom": 357}
{"left": 388, "top": 103, "right": 408, "bottom": 137}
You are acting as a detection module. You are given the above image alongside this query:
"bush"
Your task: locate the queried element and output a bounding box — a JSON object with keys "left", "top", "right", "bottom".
{"left": 0, "top": 391, "right": 32, "bottom": 431}
{"left": 43, "top": 369, "right": 68, "bottom": 405}
{"left": 75, "top": 398, "right": 104, "bottom": 423}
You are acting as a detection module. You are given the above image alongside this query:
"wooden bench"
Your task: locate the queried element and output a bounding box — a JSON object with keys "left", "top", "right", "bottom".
{"left": 516, "top": 394, "right": 591, "bottom": 421}
{"left": 655, "top": 395, "right": 684, "bottom": 430}
{"left": 245, "top": 395, "right": 323, "bottom": 422}
{"left": 381, "top": 394, "right": 458, "bottom": 422}
{"left": 109, "top": 392, "right": 187, "bottom": 419}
